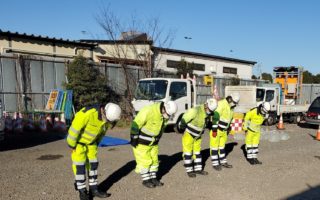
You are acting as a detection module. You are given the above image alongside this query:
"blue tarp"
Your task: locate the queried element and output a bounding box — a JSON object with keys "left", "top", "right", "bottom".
{"left": 98, "top": 136, "right": 129, "bottom": 147}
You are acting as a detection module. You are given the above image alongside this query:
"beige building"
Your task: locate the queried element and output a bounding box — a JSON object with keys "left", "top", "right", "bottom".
{"left": 0, "top": 29, "right": 256, "bottom": 78}
{"left": 0, "top": 29, "right": 257, "bottom": 112}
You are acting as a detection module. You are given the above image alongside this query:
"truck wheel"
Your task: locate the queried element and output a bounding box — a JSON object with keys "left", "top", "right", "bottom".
{"left": 265, "top": 114, "right": 275, "bottom": 126}
{"left": 293, "top": 114, "right": 301, "bottom": 124}
{"left": 173, "top": 115, "right": 183, "bottom": 134}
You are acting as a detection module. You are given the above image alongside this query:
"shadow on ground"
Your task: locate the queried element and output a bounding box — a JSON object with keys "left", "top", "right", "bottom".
{"left": 98, "top": 150, "right": 183, "bottom": 196}
{"left": 158, "top": 151, "right": 183, "bottom": 179}
{"left": 298, "top": 122, "right": 319, "bottom": 129}
{"left": 0, "top": 130, "right": 66, "bottom": 151}
{"left": 202, "top": 142, "right": 238, "bottom": 169}
{"left": 285, "top": 184, "right": 320, "bottom": 200}
{"left": 98, "top": 160, "right": 136, "bottom": 194}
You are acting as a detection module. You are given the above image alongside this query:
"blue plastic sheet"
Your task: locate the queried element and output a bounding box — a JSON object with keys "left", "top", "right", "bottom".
{"left": 98, "top": 136, "right": 129, "bottom": 147}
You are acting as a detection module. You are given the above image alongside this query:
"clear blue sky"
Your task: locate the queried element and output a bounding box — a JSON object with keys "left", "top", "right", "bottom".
{"left": 1, "top": 0, "right": 319, "bottom": 76}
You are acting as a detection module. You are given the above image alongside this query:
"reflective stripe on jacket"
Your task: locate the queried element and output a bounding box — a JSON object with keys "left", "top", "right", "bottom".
{"left": 181, "top": 105, "right": 207, "bottom": 138}
{"left": 67, "top": 106, "right": 108, "bottom": 148}
{"left": 130, "top": 102, "right": 167, "bottom": 146}
{"left": 243, "top": 107, "right": 265, "bottom": 133}
{"left": 215, "top": 99, "right": 233, "bottom": 131}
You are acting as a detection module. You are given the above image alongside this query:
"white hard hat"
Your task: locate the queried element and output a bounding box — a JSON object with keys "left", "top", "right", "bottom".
{"left": 230, "top": 92, "right": 240, "bottom": 104}
{"left": 206, "top": 98, "right": 218, "bottom": 111}
{"left": 261, "top": 102, "right": 271, "bottom": 114}
{"left": 164, "top": 101, "right": 178, "bottom": 116}
{"left": 104, "top": 103, "right": 122, "bottom": 122}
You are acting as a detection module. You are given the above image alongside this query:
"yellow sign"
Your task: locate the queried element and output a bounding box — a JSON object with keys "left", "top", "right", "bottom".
{"left": 46, "top": 90, "right": 59, "bottom": 110}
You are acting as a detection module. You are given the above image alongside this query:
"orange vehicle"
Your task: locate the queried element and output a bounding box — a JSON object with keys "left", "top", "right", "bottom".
{"left": 273, "top": 66, "right": 304, "bottom": 104}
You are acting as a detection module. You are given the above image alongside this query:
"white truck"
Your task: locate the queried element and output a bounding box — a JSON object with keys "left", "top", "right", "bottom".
{"left": 225, "top": 85, "right": 309, "bottom": 125}
{"left": 131, "top": 77, "right": 212, "bottom": 126}
{"left": 132, "top": 78, "right": 309, "bottom": 127}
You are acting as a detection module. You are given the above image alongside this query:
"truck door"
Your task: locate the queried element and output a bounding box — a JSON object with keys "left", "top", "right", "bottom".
{"left": 265, "top": 89, "right": 277, "bottom": 111}
{"left": 168, "top": 81, "right": 188, "bottom": 121}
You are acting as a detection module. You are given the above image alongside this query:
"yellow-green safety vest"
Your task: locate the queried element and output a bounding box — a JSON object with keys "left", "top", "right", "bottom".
{"left": 130, "top": 102, "right": 167, "bottom": 146}
{"left": 243, "top": 107, "right": 265, "bottom": 133}
{"left": 215, "top": 99, "right": 234, "bottom": 131}
{"left": 181, "top": 104, "right": 207, "bottom": 138}
{"left": 67, "top": 106, "right": 109, "bottom": 148}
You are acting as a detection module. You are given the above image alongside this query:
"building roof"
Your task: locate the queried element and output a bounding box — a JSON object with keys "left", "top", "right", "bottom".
{"left": 79, "top": 39, "right": 153, "bottom": 45}
{"left": 0, "top": 29, "right": 95, "bottom": 47}
{"left": 153, "top": 47, "right": 257, "bottom": 65}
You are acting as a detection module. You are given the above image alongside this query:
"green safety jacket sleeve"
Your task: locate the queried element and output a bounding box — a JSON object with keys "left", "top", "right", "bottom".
{"left": 67, "top": 110, "right": 90, "bottom": 148}
{"left": 210, "top": 111, "right": 220, "bottom": 131}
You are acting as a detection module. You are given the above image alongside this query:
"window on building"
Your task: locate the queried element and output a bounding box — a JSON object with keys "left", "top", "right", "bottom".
{"left": 223, "top": 67, "right": 237, "bottom": 75}
{"left": 169, "top": 82, "right": 187, "bottom": 100}
{"left": 167, "top": 60, "right": 205, "bottom": 71}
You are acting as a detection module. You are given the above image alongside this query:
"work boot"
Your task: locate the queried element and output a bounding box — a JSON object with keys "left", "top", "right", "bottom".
{"left": 187, "top": 171, "right": 196, "bottom": 178}
{"left": 221, "top": 163, "right": 233, "bottom": 168}
{"left": 213, "top": 165, "right": 222, "bottom": 171}
{"left": 151, "top": 178, "right": 164, "bottom": 186}
{"left": 248, "top": 159, "right": 255, "bottom": 165}
{"left": 89, "top": 188, "right": 110, "bottom": 198}
{"left": 142, "top": 179, "right": 156, "bottom": 188}
{"left": 79, "top": 189, "right": 89, "bottom": 200}
{"left": 195, "top": 170, "right": 208, "bottom": 175}
{"left": 253, "top": 158, "right": 262, "bottom": 165}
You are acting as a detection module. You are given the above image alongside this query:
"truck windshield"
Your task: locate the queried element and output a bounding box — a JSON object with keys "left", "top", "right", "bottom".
{"left": 256, "top": 89, "right": 265, "bottom": 102}
{"left": 134, "top": 80, "right": 168, "bottom": 100}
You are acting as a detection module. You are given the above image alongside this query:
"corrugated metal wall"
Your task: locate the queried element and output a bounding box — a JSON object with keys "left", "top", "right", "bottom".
{"left": 1, "top": 54, "right": 317, "bottom": 115}
{"left": 0, "top": 55, "right": 66, "bottom": 112}
{"left": 300, "top": 84, "right": 320, "bottom": 104}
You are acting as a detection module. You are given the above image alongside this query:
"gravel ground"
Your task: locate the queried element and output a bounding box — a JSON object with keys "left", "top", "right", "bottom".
{"left": 1, "top": 123, "right": 320, "bottom": 200}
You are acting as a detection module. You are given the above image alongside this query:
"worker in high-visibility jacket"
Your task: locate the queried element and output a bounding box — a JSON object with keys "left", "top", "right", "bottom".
{"left": 130, "top": 101, "right": 177, "bottom": 188}
{"left": 177, "top": 98, "right": 218, "bottom": 178}
{"left": 209, "top": 93, "right": 240, "bottom": 171}
{"left": 243, "top": 102, "right": 271, "bottom": 165}
{"left": 67, "top": 103, "right": 121, "bottom": 200}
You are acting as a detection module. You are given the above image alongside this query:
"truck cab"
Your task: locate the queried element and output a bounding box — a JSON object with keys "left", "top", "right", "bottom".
{"left": 131, "top": 78, "right": 197, "bottom": 125}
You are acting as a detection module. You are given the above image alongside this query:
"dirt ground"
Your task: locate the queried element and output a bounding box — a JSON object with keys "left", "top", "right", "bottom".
{"left": 1, "top": 123, "right": 320, "bottom": 200}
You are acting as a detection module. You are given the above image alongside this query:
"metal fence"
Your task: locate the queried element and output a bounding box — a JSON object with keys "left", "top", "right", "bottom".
{"left": 0, "top": 54, "right": 66, "bottom": 112}
{"left": 300, "top": 84, "right": 320, "bottom": 104}
{"left": 2, "top": 54, "right": 316, "bottom": 117}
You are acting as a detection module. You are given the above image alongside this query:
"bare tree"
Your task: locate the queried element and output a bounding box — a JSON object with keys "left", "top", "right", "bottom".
{"left": 95, "top": 6, "right": 175, "bottom": 116}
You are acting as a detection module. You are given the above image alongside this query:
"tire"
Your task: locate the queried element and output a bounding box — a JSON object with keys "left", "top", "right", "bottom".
{"left": 265, "top": 113, "right": 276, "bottom": 126}
{"left": 293, "top": 114, "right": 302, "bottom": 124}
{"left": 173, "top": 115, "right": 183, "bottom": 134}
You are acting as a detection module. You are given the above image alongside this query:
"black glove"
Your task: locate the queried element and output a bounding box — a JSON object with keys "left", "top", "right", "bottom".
{"left": 205, "top": 117, "right": 212, "bottom": 129}
{"left": 130, "top": 135, "right": 139, "bottom": 148}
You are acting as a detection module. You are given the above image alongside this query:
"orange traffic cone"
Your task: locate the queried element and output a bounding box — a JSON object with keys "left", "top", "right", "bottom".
{"left": 316, "top": 125, "right": 320, "bottom": 141}
{"left": 277, "top": 113, "right": 285, "bottom": 130}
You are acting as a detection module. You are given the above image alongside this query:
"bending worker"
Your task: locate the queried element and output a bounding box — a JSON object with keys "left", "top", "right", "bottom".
{"left": 243, "top": 102, "right": 271, "bottom": 165}
{"left": 67, "top": 103, "right": 121, "bottom": 200}
{"left": 130, "top": 101, "right": 178, "bottom": 188}
{"left": 210, "top": 93, "right": 240, "bottom": 171}
{"left": 178, "top": 98, "right": 218, "bottom": 178}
